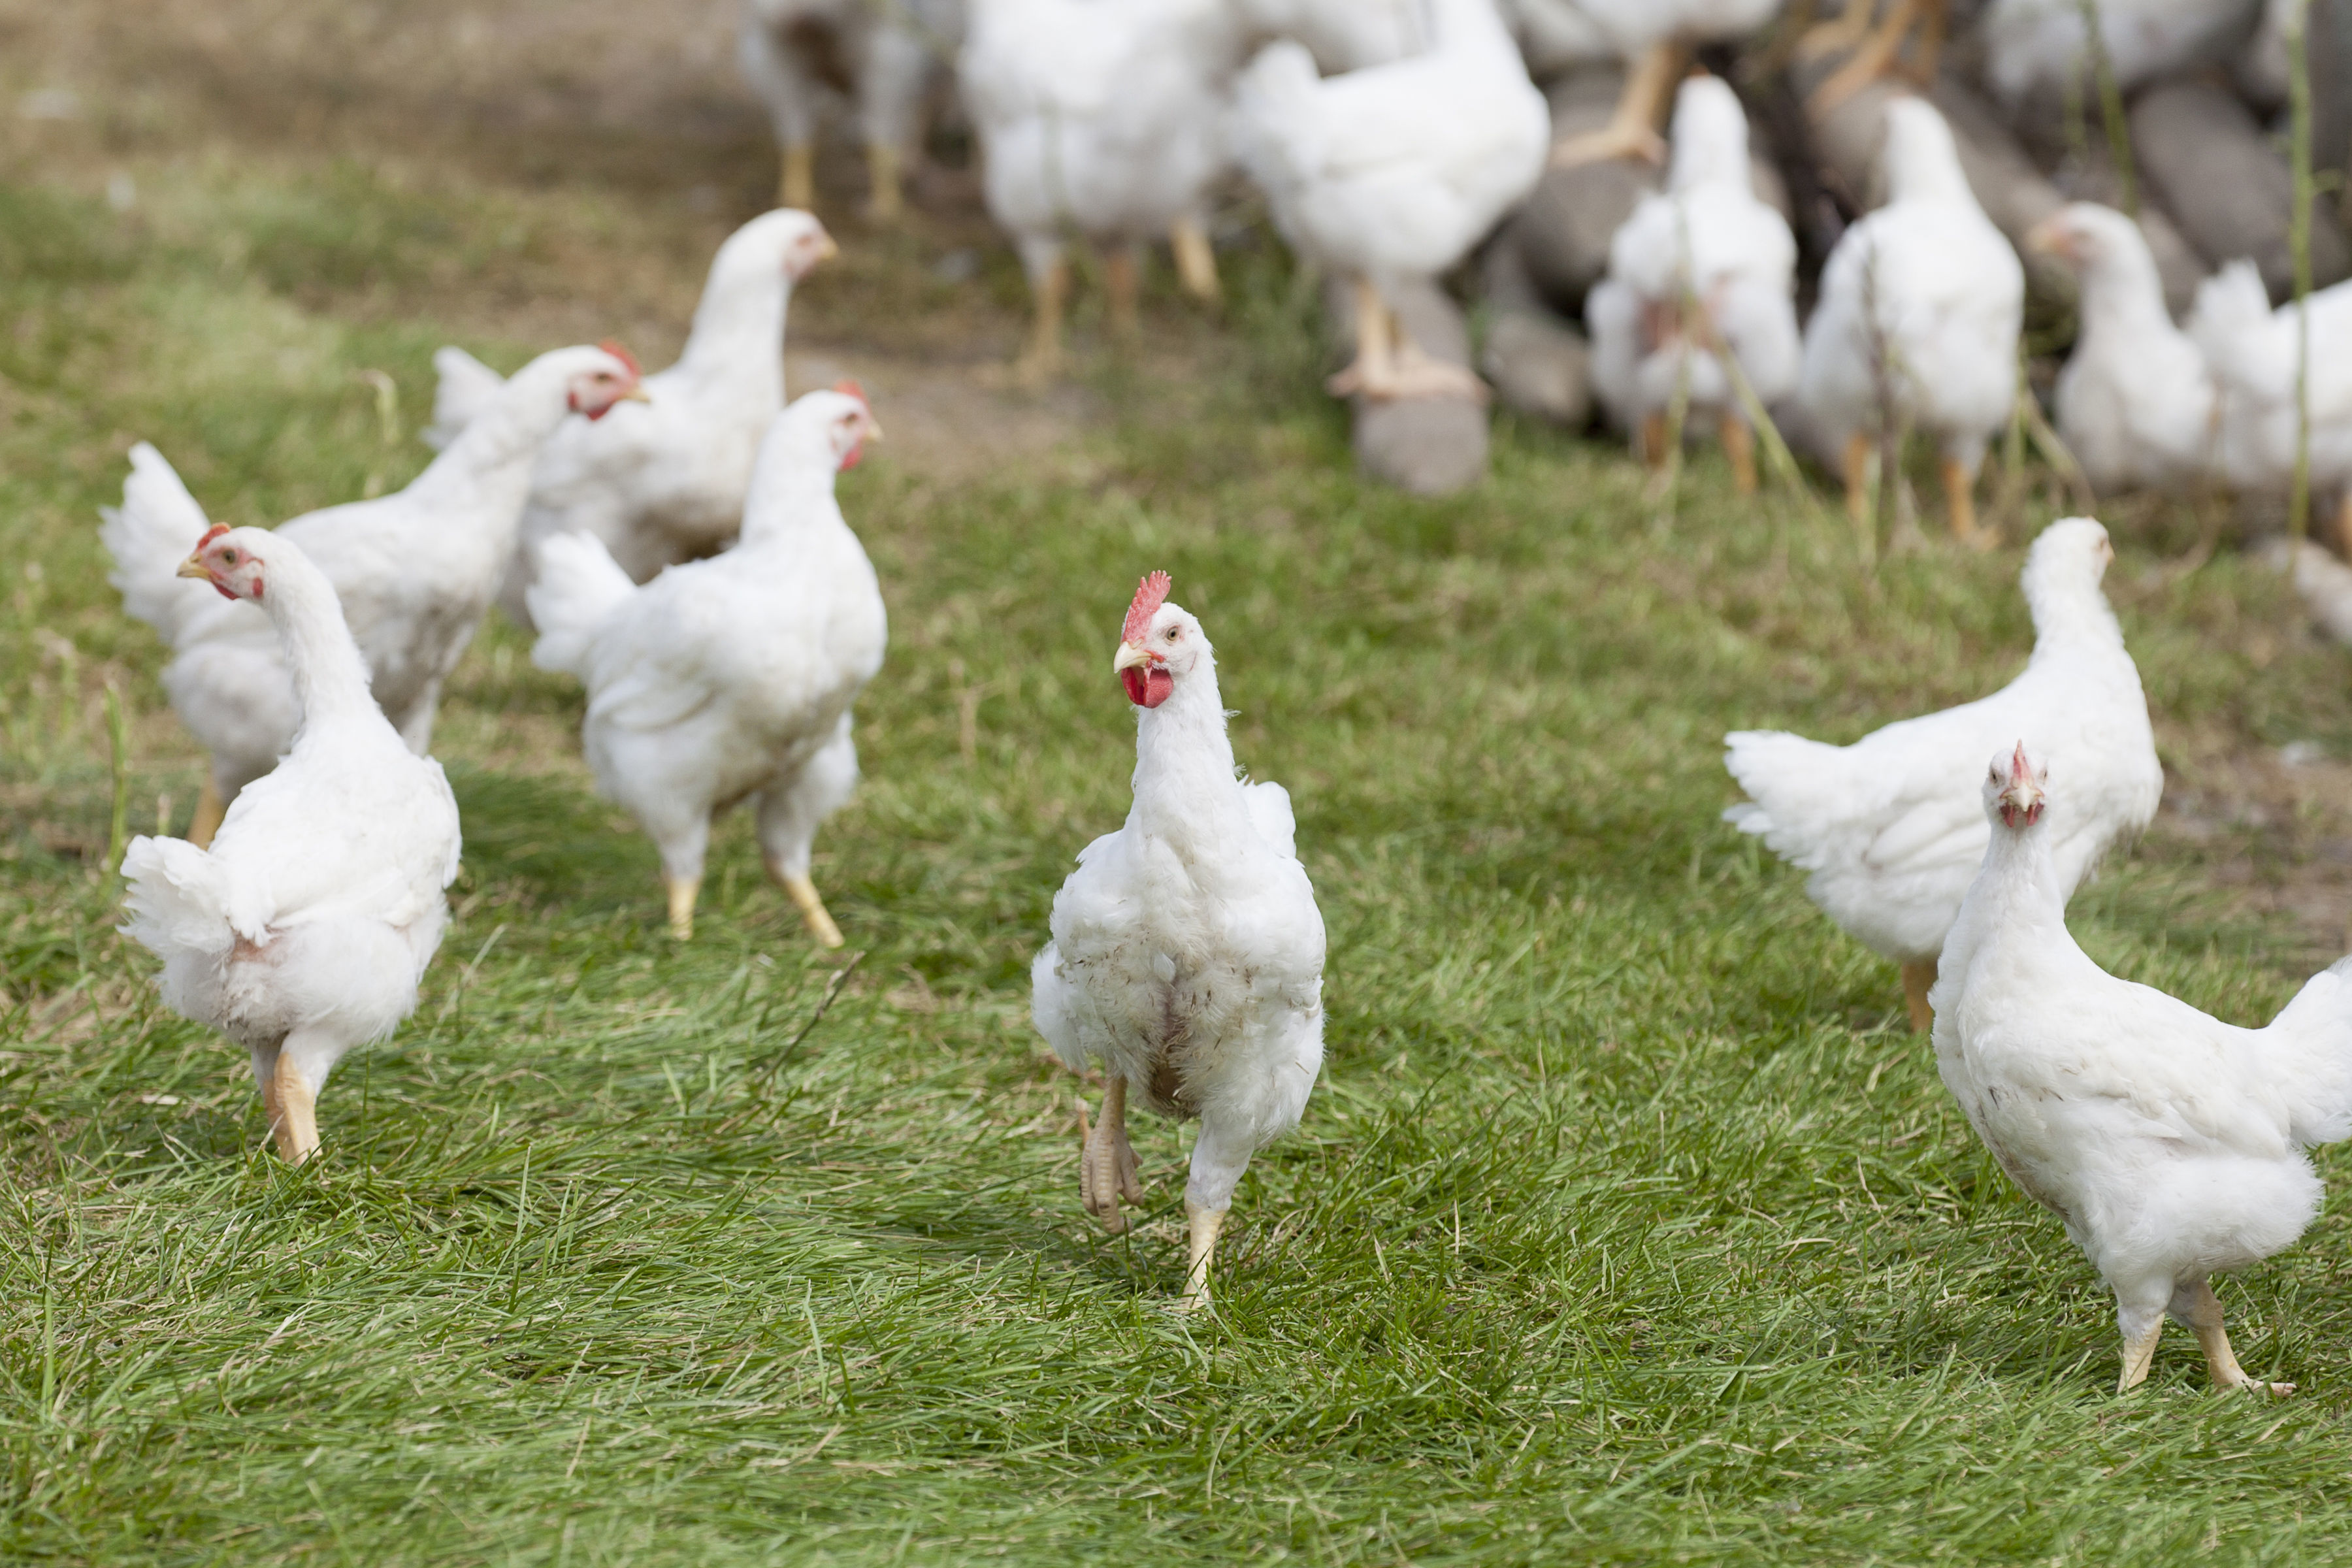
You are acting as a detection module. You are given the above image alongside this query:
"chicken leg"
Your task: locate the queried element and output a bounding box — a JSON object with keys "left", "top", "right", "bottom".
{"left": 2119, "top": 1313, "right": 2163, "bottom": 1393}
{"left": 774, "top": 866, "right": 845, "bottom": 949}
{"left": 1901, "top": 957, "right": 1936, "bottom": 1034}
{"left": 1799, "top": 0, "right": 1880, "bottom": 59}
{"left": 1169, "top": 218, "right": 1220, "bottom": 304}
{"left": 1079, "top": 1076, "right": 1144, "bottom": 1232}
{"left": 257, "top": 1043, "right": 321, "bottom": 1164}
{"left": 1105, "top": 244, "right": 1141, "bottom": 340}
{"left": 1810, "top": 0, "right": 1946, "bottom": 116}
{"left": 189, "top": 775, "right": 227, "bottom": 851}
{"left": 866, "top": 142, "right": 904, "bottom": 222}
{"left": 2180, "top": 1279, "right": 2295, "bottom": 1396}
{"left": 665, "top": 874, "right": 700, "bottom": 941}
{"left": 1941, "top": 454, "right": 1990, "bottom": 549}
{"left": 781, "top": 144, "right": 817, "bottom": 212}
{"left": 1182, "top": 1200, "right": 1226, "bottom": 1312}
{"left": 1017, "top": 256, "right": 1070, "bottom": 386}
{"left": 1720, "top": 414, "right": 1757, "bottom": 495}
{"left": 1551, "top": 42, "right": 1680, "bottom": 168}
{"left": 1326, "top": 279, "right": 1488, "bottom": 403}
{"left": 1843, "top": 433, "right": 1875, "bottom": 529}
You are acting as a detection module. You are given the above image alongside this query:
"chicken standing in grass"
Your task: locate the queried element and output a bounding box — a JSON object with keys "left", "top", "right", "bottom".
{"left": 120, "top": 526, "right": 461, "bottom": 1165}
{"left": 1796, "top": 96, "right": 2023, "bottom": 546}
{"left": 1586, "top": 74, "right": 1800, "bottom": 491}
{"left": 1031, "top": 572, "right": 1326, "bottom": 1309}
{"left": 1723, "top": 519, "right": 2161, "bottom": 1032}
{"left": 423, "top": 210, "right": 837, "bottom": 623}
{"left": 527, "top": 387, "right": 885, "bottom": 946}
{"left": 1935, "top": 742, "right": 2351, "bottom": 1396}
{"left": 103, "top": 344, "right": 642, "bottom": 846}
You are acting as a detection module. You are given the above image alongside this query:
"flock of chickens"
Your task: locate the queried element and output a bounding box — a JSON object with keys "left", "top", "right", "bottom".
{"left": 76, "top": 0, "right": 2352, "bottom": 1393}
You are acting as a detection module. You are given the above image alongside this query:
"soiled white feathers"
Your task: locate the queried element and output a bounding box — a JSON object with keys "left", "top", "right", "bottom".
{"left": 1723, "top": 518, "right": 2161, "bottom": 965}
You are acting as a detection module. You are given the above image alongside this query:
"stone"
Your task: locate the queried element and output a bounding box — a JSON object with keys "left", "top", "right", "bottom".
{"left": 2131, "top": 77, "right": 2351, "bottom": 302}
{"left": 1480, "top": 308, "right": 1593, "bottom": 429}
{"left": 1326, "top": 276, "right": 1490, "bottom": 495}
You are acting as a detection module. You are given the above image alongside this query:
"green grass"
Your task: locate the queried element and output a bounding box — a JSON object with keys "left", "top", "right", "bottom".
{"left": 11, "top": 144, "right": 2352, "bottom": 1567}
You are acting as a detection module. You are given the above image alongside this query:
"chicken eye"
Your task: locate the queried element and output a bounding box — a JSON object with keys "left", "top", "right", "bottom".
{"left": 1164, "top": 627, "right": 1179, "bottom": 642}
{"left": 222, "top": 549, "right": 239, "bottom": 564}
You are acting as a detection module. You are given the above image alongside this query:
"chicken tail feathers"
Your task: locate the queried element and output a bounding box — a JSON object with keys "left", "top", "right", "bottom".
{"left": 1233, "top": 41, "right": 1324, "bottom": 192}
{"left": 527, "top": 532, "right": 636, "bottom": 678}
{"left": 99, "top": 444, "right": 217, "bottom": 648}
{"left": 1721, "top": 730, "right": 1848, "bottom": 856}
{"left": 119, "top": 834, "right": 234, "bottom": 960}
{"left": 2266, "top": 956, "right": 2352, "bottom": 1146}
{"left": 422, "top": 346, "right": 506, "bottom": 450}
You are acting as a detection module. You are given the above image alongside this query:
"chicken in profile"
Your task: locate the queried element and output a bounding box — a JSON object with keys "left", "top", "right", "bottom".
{"left": 1031, "top": 573, "right": 1326, "bottom": 1309}
{"left": 103, "top": 344, "right": 642, "bottom": 846}
{"left": 1934, "top": 742, "right": 2350, "bottom": 1396}
{"left": 2186, "top": 259, "right": 2352, "bottom": 541}
{"left": 960, "top": 0, "right": 1238, "bottom": 383}
{"left": 1587, "top": 74, "right": 1800, "bottom": 491}
{"left": 1797, "top": 97, "right": 2023, "bottom": 545}
{"left": 1723, "top": 519, "right": 2161, "bottom": 1031}
{"left": 2030, "top": 203, "right": 2219, "bottom": 498}
{"left": 423, "top": 210, "right": 838, "bottom": 621}
{"left": 120, "top": 527, "right": 461, "bottom": 1165}
{"left": 527, "top": 387, "right": 887, "bottom": 946}
{"left": 1234, "top": 0, "right": 1548, "bottom": 402}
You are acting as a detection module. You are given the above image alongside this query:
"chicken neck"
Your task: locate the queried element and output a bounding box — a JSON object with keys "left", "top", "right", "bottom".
{"left": 670, "top": 248, "right": 792, "bottom": 409}
{"left": 402, "top": 357, "right": 588, "bottom": 565}
{"left": 256, "top": 549, "right": 380, "bottom": 736}
{"left": 1127, "top": 658, "right": 1254, "bottom": 869}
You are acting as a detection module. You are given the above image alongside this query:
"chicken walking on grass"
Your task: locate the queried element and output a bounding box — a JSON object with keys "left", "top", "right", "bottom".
{"left": 424, "top": 210, "right": 837, "bottom": 624}
{"left": 120, "top": 527, "right": 461, "bottom": 1166}
{"left": 103, "top": 345, "right": 643, "bottom": 846}
{"left": 527, "top": 387, "right": 887, "bottom": 947}
{"left": 1031, "top": 573, "right": 1326, "bottom": 1309}
{"left": 1934, "top": 742, "right": 2352, "bottom": 1396}
{"left": 1723, "top": 519, "right": 2161, "bottom": 1032}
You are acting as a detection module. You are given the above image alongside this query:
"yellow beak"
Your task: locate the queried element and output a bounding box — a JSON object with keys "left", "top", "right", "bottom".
{"left": 176, "top": 553, "right": 212, "bottom": 581}
{"left": 1112, "top": 640, "right": 1152, "bottom": 675}
{"left": 618, "top": 385, "right": 652, "bottom": 404}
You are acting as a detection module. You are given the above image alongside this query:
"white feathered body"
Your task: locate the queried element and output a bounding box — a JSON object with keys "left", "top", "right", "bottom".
{"left": 1799, "top": 101, "right": 2023, "bottom": 476}
{"left": 1933, "top": 777, "right": 2352, "bottom": 1322}
{"left": 962, "top": 0, "right": 1239, "bottom": 274}
{"left": 2048, "top": 205, "right": 2220, "bottom": 495}
{"left": 119, "top": 534, "right": 460, "bottom": 1064}
{"left": 101, "top": 348, "right": 617, "bottom": 798}
{"left": 1724, "top": 520, "right": 2161, "bottom": 964}
{"left": 1031, "top": 627, "right": 1324, "bottom": 1213}
{"left": 1566, "top": 0, "right": 1784, "bottom": 50}
{"left": 2187, "top": 261, "right": 2352, "bottom": 497}
{"left": 1589, "top": 76, "right": 1799, "bottom": 431}
{"left": 1232, "top": 0, "right": 1548, "bottom": 290}
{"left": 738, "top": 0, "right": 964, "bottom": 159}
{"left": 1982, "top": 0, "right": 2261, "bottom": 105}
{"left": 527, "top": 395, "right": 886, "bottom": 891}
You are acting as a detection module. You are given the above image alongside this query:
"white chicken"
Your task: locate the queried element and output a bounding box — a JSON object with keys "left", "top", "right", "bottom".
{"left": 423, "top": 210, "right": 837, "bottom": 621}
{"left": 1797, "top": 96, "right": 2023, "bottom": 546}
{"left": 1544, "top": 0, "right": 1784, "bottom": 166}
{"left": 2186, "top": 259, "right": 2352, "bottom": 537}
{"left": 959, "top": 0, "right": 1238, "bottom": 382}
{"left": 1234, "top": 0, "right": 1549, "bottom": 402}
{"left": 1934, "top": 742, "right": 2352, "bottom": 1396}
{"left": 1723, "top": 518, "right": 2161, "bottom": 1032}
{"left": 1586, "top": 74, "right": 1800, "bottom": 492}
{"left": 738, "top": 0, "right": 965, "bottom": 219}
{"left": 103, "top": 345, "right": 642, "bottom": 847}
{"left": 526, "top": 387, "right": 886, "bottom": 947}
{"left": 120, "top": 525, "right": 461, "bottom": 1166}
{"left": 1233, "top": 0, "right": 1432, "bottom": 71}
{"left": 2029, "top": 203, "right": 2219, "bottom": 498}
{"left": 1031, "top": 572, "right": 1326, "bottom": 1309}
{"left": 1981, "top": 0, "right": 2261, "bottom": 108}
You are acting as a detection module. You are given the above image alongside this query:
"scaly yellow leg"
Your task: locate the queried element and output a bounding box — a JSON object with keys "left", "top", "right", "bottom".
{"left": 1901, "top": 958, "right": 1937, "bottom": 1034}
{"left": 1181, "top": 1200, "right": 1226, "bottom": 1312}
{"left": 780, "top": 144, "right": 816, "bottom": 212}
{"left": 777, "top": 870, "right": 844, "bottom": 949}
{"left": 866, "top": 143, "right": 903, "bottom": 221}
{"left": 270, "top": 1053, "right": 319, "bottom": 1165}
{"left": 666, "top": 874, "right": 700, "bottom": 941}
{"left": 189, "top": 775, "right": 227, "bottom": 849}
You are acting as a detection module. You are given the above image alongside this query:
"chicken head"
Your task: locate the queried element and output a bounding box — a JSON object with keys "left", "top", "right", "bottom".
{"left": 566, "top": 342, "right": 650, "bottom": 421}
{"left": 1988, "top": 741, "right": 2048, "bottom": 830}
{"left": 1111, "top": 570, "right": 1209, "bottom": 709}
{"left": 177, "top": 523, "right": 272, "bottom": 602}
{"left": 825, "top": 380, "right": 884, "bottom": 470}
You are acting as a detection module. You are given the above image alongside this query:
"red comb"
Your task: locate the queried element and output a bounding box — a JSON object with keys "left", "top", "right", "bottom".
{"left": 833, "top": 377, "right": 867, "bottom": 407}
{"left": 598, "top": 339, "right": 642, "bottom": 379}
{"left": 195, "top": 523, "right": 230, "bottom": 549}
{"left": 1122, "top": 572, "right": 1171, "bottom": 644}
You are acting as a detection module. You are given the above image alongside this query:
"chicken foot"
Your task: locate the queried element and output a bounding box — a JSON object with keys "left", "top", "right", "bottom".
{"left": 255, "top": 1043, "right": 320, "bottom": 1164}
{"left": 1077, "top": 1076, "right": 1144, "bottom": 1233}
{"left": 189, "top": 776, "right": 227, "bottom": 850}
{"left": 1901, "top": 957, "right": 1936, "bottom": 1034}
{"left": 1810, "top": 0, "right": 1946, "bottom": 117}
{"left": 770, "top": 861, "right": 845, "bottom": 949}
{"left": 1941, "top": 455, "right": 1993, "bottom": 550}
{"left": 780, "top": 144, "right": 817, "bottom": 213}
{"left": 1551, "top": 42, "right": 1680, "bottom": 167}
{"left": 1169, "top": 218, "right": 1220, "bottom": 303}
{"left": 1182, "top": 1200, "right": 1226, "bottom": 1312}
{"left": 665, "top": 874, "right": 700, "bottom": 941}
{"left": 1327, "top": 279, "right": 1488, "bottom": 404}
{"left": 2179, "top": 1280, "right": 2295, "bottom": 1396}
{"left": 1016, "top": 257, "right": 1070, "bottom": 386}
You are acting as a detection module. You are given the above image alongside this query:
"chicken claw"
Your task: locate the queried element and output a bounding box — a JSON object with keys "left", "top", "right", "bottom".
{"left": 1079, "top": 1078, "right": 1144, "bottom": 1232}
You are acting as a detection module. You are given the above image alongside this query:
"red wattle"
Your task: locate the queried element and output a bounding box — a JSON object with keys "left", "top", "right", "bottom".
{"left": 1120, "top": 666, "right": 1147, "bottom": 705}
{"left": 840, "top": 441, "right": 864, "bottom": 471}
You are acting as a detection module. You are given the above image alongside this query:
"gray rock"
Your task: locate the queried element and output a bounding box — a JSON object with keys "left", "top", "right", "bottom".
{"left": 1480, "top": 308, "right": 1593, "bottom": 429}
{"left": 1326, "top": 276, "right": 1489, "bottom": 495}
{"left": 1511, "top": 65, "right": 1658, "bottom": 314}
{"left": 2131, "top": 77, "right": 2351, "bottom": 302}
